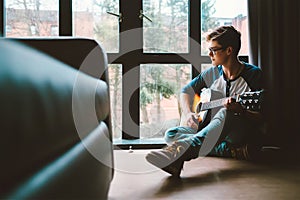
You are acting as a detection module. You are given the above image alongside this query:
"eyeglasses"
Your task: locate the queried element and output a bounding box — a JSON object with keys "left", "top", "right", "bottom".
{"left": 208, "top": 47, "right": 225, "bottom": 55}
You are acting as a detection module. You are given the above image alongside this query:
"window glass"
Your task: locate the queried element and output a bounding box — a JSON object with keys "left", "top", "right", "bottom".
{"left": 6, "top": 0, "right": 58, "bottom": 37}
{"left": 108, "top": 64, "right": 122, "bottom": 140}
{"left": 73, "top": 0, "right": 119, "bottom": 53}
{"left": 201, "top": 63, "right": 213, "bottom": 72}
{"left": 50, "top": 25, "right": 58, "bottom": 36}
{"left": 143, "top": 0, "right": 189, "bottom": 53}
{"left": 201, "top": 0, "right": 248, "bottom": 55}
{"left": 140, "top": 64, "right": 191, "bottom": 139}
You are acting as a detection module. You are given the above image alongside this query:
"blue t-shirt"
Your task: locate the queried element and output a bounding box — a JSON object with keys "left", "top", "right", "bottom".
{"left": 182, "top": 62, "right": 263, "bottom": 98}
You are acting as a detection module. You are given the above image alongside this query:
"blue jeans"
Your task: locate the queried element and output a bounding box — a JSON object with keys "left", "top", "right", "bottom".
{"left": 165, "top": 108, "right": 263, "bottom": 157}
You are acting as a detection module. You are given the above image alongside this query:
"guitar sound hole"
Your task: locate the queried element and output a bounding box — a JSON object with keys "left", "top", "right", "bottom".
{"left": 196, "top": 102, "right": 202, "bottom": 113}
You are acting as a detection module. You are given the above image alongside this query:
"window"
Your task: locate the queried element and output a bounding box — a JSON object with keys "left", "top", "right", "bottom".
{"left": 2, "top": 0, "right": 249, "bottom": 145}
{"left": 73, "top": 0, "right": 119, "bottom": 53}
{"left": 50, "top": 24, "right": 58, "bottom": 36}
{"left": 140, "top": 64, "right": 191, "bottom": 139}
{"left": 5, "top": 0, "right": 59, "bottom": 37}
{"left": 143, "top": 0, "right": 189, "bottom": 53}
{"left": 108, "top": 64, "right": 123, "bottom": 139}
{"left": 6, "top": 25, "right": 12, "bottom": 33}
{"left": 201, "top": 0, "right": 248, "bottom": 55}
{"left": 30, "top": 25, "right": 37, "bottom": 35}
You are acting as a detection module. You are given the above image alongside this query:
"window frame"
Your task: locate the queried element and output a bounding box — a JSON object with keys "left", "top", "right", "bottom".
{"left": 0, "top": 0, "right": 248, "bottom": 146}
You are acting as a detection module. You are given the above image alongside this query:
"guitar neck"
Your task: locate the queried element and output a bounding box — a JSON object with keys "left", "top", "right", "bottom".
{"left": 200, "top": 97, "right": 227, "bottom": 111}
{"left": 196, "top": 90, "right": 263, "bottom": 113}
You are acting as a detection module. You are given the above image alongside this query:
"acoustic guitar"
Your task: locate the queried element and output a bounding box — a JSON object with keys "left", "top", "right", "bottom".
{"left": 180, "top": 88, "right": 264, "bottom": 126}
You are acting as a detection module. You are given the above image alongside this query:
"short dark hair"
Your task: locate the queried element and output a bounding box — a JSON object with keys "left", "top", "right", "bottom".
{"left": 206, "top": 26, "right": 241, "bottom": 56}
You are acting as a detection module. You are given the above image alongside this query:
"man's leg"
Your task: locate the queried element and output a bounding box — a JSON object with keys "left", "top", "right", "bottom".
{"left": 146, "top": 108, "right": 228, "bottom": 176}
{"left": 222, "top": 111, "right": 264, "bottom": 160}
{"left": 164, "top": 126, "right": 197, "bottom": 145}
{"left": 209, "top": 141, "right": 232, "bottom": 157}
{"left": 187, "top": 108, "right": 228, "bottom": 156}
{"left": 193, "top": 109, "right": 263, "bottom": 159}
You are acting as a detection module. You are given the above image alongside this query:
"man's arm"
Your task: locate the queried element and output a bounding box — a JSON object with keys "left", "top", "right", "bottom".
{"left": 180, "top": 93, "right": 199, "bottom": 129}
{"left": 224, "top": 97, "right": 263, "bottom": 121}
{"left": 180, "top": 93, "right": 192, "bottom": 115}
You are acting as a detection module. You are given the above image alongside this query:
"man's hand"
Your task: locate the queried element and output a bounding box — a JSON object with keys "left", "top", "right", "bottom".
{"left": 224, "top": 97, "right": 244, "bottom": 114}
{"left": 185, "top": 112, "right": 199, "bottom": 130}
{"left": 180, "top": 93, "right": 201, "bottom": 130}
{"left": 224, "top": 97, "right": 263, "bottom": 121}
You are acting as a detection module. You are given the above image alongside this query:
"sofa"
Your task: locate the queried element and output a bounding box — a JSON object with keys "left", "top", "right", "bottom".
{"left": 0, "top": 38, "right": 114, "bottom": 199}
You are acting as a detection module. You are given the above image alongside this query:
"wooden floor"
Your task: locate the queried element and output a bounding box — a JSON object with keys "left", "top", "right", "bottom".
{"left": 108, "top": 149, "right": 300, "bottom": 200}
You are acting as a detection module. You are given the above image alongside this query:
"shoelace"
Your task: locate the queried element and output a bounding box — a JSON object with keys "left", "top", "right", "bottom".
{"left": 164, "top": 143, "right": 185, "bottom": 158}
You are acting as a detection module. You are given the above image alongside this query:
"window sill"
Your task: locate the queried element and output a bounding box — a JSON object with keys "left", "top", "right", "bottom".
{"left": 113, "top": 138, "right": 166, "bottom": 150}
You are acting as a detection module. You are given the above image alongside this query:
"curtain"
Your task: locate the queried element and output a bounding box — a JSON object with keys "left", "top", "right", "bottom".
{"left": 248, "top": 0, "right": 300, "bottom": 154}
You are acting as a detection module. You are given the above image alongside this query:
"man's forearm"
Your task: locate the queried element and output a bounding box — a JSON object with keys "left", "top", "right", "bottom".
{"left": 180, "top": 93, "right": 192, "bottom": 115}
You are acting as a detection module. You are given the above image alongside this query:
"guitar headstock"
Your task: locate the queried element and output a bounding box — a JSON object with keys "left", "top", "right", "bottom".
{"left": 238, "top": 90, "right": 264, "bottom": 111}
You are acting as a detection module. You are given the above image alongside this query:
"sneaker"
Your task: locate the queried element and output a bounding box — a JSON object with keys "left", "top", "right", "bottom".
{"left": 145, "top": 141, "right": 200, "bottom": 177}
{"left": 230, "top": 144, "right": 261, "bottom": 161}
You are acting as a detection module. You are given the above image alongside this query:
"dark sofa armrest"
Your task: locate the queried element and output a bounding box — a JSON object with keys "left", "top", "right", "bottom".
{"left": 0, "top": 39, "right": 114, "bottom": 198}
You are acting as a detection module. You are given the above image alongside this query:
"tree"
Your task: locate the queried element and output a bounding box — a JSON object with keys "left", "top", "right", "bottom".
{"left": 140, "top": 87, "right": 153, "bottom": 124}
{"left": 174, "top": 65, "right": 190, "bottom": 117}
{"left": 143, "top": 0, "right": 165, "bottom": 52}
{"left": 93, "top": 0, "right": 118, "bottom": 13}
{"left": 201, "top": 0, "right": 218, "bottom": 33}
{"left": 109, "top": 64, "right": 122, "bottom": 138}
{"left": 201, "top": 0, "right": 218, "bottom": 55}
{"left": 143, "top": 0, "right": 188, "bottom": 52}
{"left": 140, "top": 65, "right": 175, "bottom": 123}
{"left": 93, "top": 0, "right": 119, "bottom": 52}
{"left": 166, "top": 0, "right": 188, "bottom": 52}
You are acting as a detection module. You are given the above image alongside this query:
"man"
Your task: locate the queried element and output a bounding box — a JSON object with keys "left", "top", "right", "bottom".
{"left": 145, "top": 26, "right": 264, "bottom": 177}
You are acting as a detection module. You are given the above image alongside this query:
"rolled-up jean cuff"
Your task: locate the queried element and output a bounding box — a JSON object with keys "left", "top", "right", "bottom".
{"left": 164, "top": 126, "right": 197, "bottom": 144}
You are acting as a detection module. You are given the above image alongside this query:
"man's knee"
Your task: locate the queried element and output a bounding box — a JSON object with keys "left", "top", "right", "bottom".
{"left": 164, "top": 126, "right": 196, "bottom": 144}
{"left": 216, "top": 108, "right": 227, "bottom": 118}
{"left": 164, "top": 127, "right": 179, "bottom": 141}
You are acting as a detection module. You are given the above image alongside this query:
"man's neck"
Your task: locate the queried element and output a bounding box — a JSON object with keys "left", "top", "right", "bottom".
{"left": 222, "top": 60, "right": 244, "bottom": 80}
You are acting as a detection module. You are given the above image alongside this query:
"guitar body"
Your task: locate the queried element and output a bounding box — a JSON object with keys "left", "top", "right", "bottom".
{"left": 194, "top": 88, "right": 211, "bottom": 123}
{"left": 180, "top": 88, "right": 221, "bottom": 127}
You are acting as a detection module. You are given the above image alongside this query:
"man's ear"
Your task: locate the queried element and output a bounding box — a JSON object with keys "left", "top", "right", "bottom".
{"left": 226, "top": 46, "right": 233, "bottom": 55}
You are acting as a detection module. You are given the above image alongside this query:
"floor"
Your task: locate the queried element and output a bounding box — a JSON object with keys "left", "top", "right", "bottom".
{"left": 108, "top": 149, "right": 300, "bottom": 200}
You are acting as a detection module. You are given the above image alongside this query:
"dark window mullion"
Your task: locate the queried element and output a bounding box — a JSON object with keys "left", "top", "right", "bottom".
{"left": 1, "top": 0, "right": 4, "bottom": 36}
{"left": 190, "top": 0, "right": 200, "bottom": 48}
{"left": 190, "top": 0, "right": 201, "bottom": 78}
{"left": 110, "top": 53, "right": 191, "bottom": 64}
{"left": 59, "top": 0, "right": 72, "bottom": 36}
{"left": 120, "top": 0, "right": 142, "bottom": 139}
{"left": 141, "top": 54, "right": 189, "bottom": 64}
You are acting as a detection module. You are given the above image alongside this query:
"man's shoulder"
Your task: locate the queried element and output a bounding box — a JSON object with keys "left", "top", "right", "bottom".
{"left": 201, "top": 65, "right": 222, "bottom": 77}
{"left": 242, "top": 62, "right": 263, "bottom": 90}
{"left": 243, "top": 63, "right": 263, "bottom": 79}
{"left": 244, "top": 62, "right": 262, "bottom": 72}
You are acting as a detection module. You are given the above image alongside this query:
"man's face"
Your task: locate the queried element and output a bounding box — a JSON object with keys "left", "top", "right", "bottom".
{"left": 208, "top": 40, "right": 227, "bottom": 66}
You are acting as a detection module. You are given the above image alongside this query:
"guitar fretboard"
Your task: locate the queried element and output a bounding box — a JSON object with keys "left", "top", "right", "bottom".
{"left": 201, "top": 98, "right": 227, "bottom": 111}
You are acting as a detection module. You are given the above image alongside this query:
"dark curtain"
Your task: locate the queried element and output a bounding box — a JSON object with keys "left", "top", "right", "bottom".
{"left": 248, "top": 0, "right": 300, "bottom": 156}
